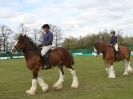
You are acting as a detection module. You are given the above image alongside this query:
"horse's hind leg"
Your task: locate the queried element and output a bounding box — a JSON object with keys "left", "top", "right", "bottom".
{"left": 67, "top": 66, "right": 79, "bottom": 88}
{"left": 123, "top": 59, "right": 133, "bottom": 75}
{"left": 53, "top": 65, "right": 64, "bottom": 91}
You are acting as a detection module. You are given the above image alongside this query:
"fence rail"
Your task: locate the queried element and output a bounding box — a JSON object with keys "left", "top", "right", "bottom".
{"left": 0, "top": 52, "right": 24, "bottom": 60}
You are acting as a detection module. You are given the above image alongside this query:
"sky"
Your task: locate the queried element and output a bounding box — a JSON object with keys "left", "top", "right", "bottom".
{"left": 0, "top": 0, "right": 133, "bottom": 38}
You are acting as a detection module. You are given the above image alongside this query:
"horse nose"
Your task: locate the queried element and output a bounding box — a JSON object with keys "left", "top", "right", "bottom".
{"left": 11, "top": 47, "right": 16, "bottom": 53}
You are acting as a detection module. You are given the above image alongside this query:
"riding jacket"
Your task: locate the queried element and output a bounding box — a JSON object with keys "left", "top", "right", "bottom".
{"left": 110, "top": 35, "right": 117, "bottom": 45}
{"left": 43, "top": 31, "right": 53, "bottom": 46}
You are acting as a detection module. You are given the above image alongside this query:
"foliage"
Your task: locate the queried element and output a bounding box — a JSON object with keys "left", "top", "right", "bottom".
{"left": 62, "top": 30, "right": 133, "bottom": 49}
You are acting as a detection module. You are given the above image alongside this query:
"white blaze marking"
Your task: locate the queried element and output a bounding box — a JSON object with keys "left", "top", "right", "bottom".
{"left": 94, "top": 47, "right": 97, "bottom": 52}
{"left": 11, "top": 40, "right": 18, "bottom": 51}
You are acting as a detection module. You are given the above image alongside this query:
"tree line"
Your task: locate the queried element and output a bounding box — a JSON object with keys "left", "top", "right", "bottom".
{"left": 0, "top": 23, "right": 133, "bottom": 52}
{"left": 0, "top": 23, "right": 63, "bottom": 52}
{"left": 62, "top": 30, "right": 133, "bottom": 49}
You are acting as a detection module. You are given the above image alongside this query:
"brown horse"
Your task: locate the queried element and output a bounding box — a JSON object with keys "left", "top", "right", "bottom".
{"left": 94, "top": 41, "right": 132, "bottom": 78}
{"left": 11, "top": 34, "right": 79, "bottom": 95}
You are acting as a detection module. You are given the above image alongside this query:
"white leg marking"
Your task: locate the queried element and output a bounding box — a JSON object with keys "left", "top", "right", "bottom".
{"left": 68, "top": 69, "right": 79, "bottom": 88}
{"left": 123, "top": 60, "right": 133, "bottom": 76}
{"left": 37, "top": 77, "right": 48, "bottom": 92}
{"left": 108, "top": 65, "right": 115, "bottom": 78}
{"left": 26, "top": 79, "right": 37, "bottom": 95}
{"left": 53, "top": 69, "right": 64, "bottom": 90}
{"left": 127, "top": 62, "right": 133, "bottom": 73}
{"left": 105, "top": 68, "right": 109, "bottom": 75}
{"left": 123, "top": 60, "right": 129, "bottom": 75}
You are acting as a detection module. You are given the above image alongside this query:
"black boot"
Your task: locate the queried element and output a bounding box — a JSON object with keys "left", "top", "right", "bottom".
{"left": 43, "top": 55, "right": 49, "bottom": 70}
{"left": 115, "top": 51, "right": 120, "bottom": 59}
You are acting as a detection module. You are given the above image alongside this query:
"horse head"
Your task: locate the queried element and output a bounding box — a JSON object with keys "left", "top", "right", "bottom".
{"left": 12, "top": 34, "right": 26, "bottom": 52}
{"left": 94, "top": 41, "right": 107, "bottom": 54}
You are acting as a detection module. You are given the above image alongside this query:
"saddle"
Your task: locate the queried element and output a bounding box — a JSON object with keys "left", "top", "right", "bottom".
{"left": 108, "top": 44, "right": 121, "bottom": 60}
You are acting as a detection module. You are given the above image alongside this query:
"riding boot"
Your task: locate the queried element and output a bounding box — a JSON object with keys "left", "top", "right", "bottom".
{"left": 43, "top": 55, "right": 49, "bottom": 70}
{"left": 115, "top": 51, "right": 119, "bottom": 59}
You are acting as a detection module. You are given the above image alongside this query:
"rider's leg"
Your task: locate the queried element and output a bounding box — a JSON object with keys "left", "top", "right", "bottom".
{"left": 41, "top": 45, "right": 52, "bottom": 69}
{"left": 114, "top": 43, "right": 119, "bottom": 58}
{"left": 114, "top": 43, "right": 119, "bottom": 52}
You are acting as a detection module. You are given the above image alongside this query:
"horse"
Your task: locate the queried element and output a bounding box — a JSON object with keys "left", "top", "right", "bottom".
{"left": 11, "top": 34, "right": 79, "bottom": 95}
{"left": 94, "top": 41, "right": 132, "bottom": 78}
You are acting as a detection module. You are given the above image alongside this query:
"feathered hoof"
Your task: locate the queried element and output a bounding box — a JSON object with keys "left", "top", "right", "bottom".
{"left": 123, "top": 72, "right": 129, "bottom": 76}
{"left": 108, "top": 75, "right": 115, "bottom": 79}
{"left": 128, "top": 68, "right": 133, "bottom": 73}
{"left": 71, "top": 82, "right": 79, "bottom": 88}
{"left": 42, "top": 87, "right": 48, "bottom": 93}
{"left": 25, "top": 90, "right": 35, "bottom": 95}
{"left": 53, "top": 84, "right": 63, "bottom": 91}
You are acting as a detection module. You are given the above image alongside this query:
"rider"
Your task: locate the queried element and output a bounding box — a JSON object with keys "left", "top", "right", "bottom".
{"left": 40, "top": 24, "right": 53, "bottom": 69}
{"left": 110, "top": 30, "right": 119, "bottom": 58}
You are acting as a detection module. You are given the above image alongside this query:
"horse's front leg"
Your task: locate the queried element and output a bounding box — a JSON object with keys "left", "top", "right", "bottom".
{"left": 26, "top": 69, "right": 38, "bottom": 95}
{"left": 103, "top": 59, "right": 109, "bottom": 75}
{"left": 37, "top": 77, "right": 48, "bottom": 93}
{"left": 107, "top": 63, "right": 115, "bottom": 79}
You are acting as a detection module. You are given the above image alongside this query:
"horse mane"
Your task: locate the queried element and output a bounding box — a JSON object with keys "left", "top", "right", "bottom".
{"left": 19, "top": 34, "right": 38, "bottom": 49}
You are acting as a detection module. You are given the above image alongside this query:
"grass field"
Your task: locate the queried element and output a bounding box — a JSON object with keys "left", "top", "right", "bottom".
{"left": 0, "top": 56, "right": 133, "bottom": 99}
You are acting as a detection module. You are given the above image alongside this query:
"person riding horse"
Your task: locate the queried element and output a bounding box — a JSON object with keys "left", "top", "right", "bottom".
{"left": 39, "top": 24, "right": 53, "bottom": 69}
{"left": 12, "top": 34, "right": 79, "bottom": 95}
{"left": 110, "top": 30, "right": 119, "bottom": 58}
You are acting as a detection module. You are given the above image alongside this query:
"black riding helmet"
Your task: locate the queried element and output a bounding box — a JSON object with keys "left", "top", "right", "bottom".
{"left": 110, "top": 30, "right": 116, "bottom": 35}
{"left": 42, "top": 24, "right": 50, "bottom": 29}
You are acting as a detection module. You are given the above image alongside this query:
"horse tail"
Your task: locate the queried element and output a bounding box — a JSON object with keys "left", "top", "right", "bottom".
{"left": 67, "top": 49, "right": 74, "bottom": 65}
{"left": 65, "top": 48, "right": 74, "bottom": 65}
{"left": 71, "top": 54, "right": 74, "bottom": 65}
{"left": 127, "top": 47, "right": 131, "bottom": 61}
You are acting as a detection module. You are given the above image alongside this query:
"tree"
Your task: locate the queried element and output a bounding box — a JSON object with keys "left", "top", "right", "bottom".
{"left": 62, "top": 37, "right": 78, "bottom": 49}
{"left": 18, "top": 23, "right": 30, "bottom": 34}
{"left": 0, "top": 24, "right": 12, "bottom": 52}
{"left": 50, "top": 24, "right": 63, "bottom": 47}
{"left": 0, "top": 35, "right": 2, "bottom": 51}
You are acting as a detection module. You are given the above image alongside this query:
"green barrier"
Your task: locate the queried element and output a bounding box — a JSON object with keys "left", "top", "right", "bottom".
{"left": 0, "top": 47, "right": 133, "bottom": 60}
{"left": 0, "top": 52, "right": 24, "bottom": 60}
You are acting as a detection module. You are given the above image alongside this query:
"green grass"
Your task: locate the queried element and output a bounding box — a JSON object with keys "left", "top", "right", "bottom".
{"left": 0, "top": 56, "right": 133, "bottom": 99}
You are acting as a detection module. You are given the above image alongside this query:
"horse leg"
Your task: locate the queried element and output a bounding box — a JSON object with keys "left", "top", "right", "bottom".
{"left": 25, "top": 69, "right": 38, "bottom": 95}
{"left": 107, "top": 63, "right": 115, "bottom": 78}
{"left": 53, "top": 66, "right": 64, "bottom": 91}
{"left": 105, "top": 65, "right": 110, "bottom": 75}
{"left": 67, "top": 66, "right": 79, "bottom": 88}
{"left": 37, "top": 77, "right": 48, "bottom": 93}
{"left": 123, "top": 59, "right": 133, "bottom": 75}
{"left": 104, "top": 60, "right": 109, "bottom": 75}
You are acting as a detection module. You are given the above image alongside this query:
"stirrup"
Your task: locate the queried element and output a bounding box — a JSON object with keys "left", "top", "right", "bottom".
{"left": 44, "top": 65, "right": 49, "bottom": 70}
